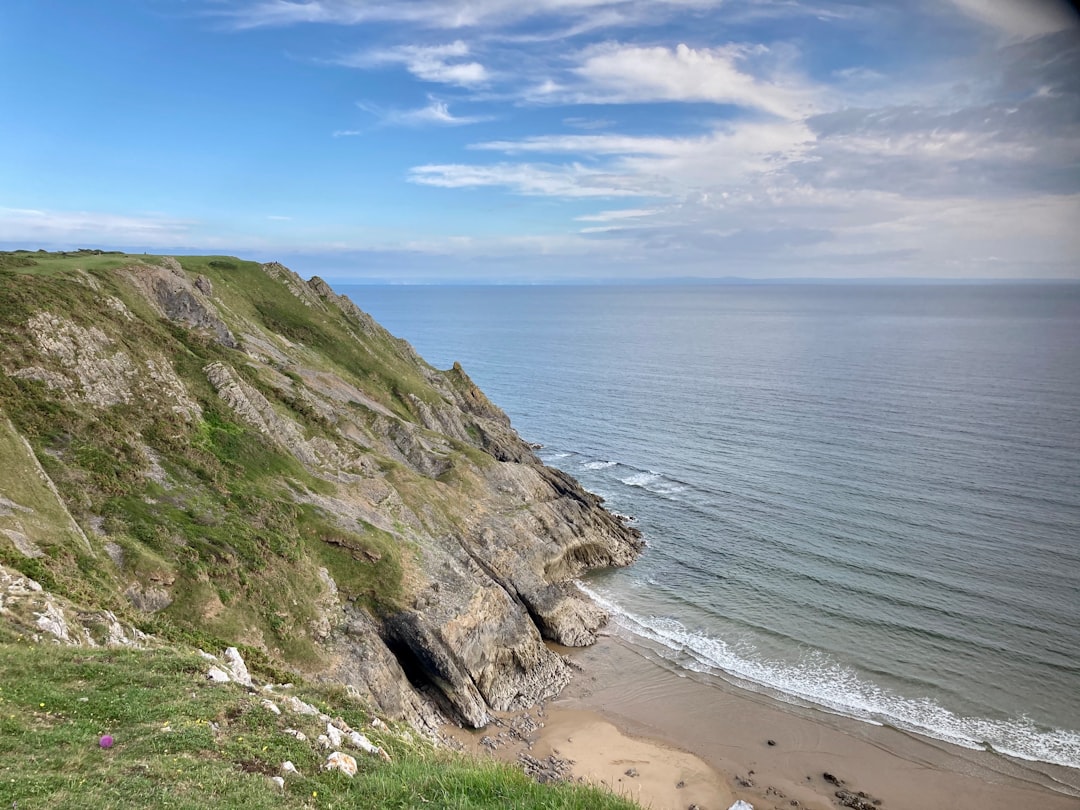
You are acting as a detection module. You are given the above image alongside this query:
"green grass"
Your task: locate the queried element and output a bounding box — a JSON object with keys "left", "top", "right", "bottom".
{"left": 0, "top": 642, "right": 639, "bottom": 810}
{"left": 0, "top": 249, "right": 159, "bottom": 275}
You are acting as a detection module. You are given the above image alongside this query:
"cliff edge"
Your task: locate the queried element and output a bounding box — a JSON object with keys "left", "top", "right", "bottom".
{"left": 0, "top": 250, "right": 642, "bottom": 731}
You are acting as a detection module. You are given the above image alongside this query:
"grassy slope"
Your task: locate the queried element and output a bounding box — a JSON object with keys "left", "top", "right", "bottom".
{"left": 0, "top": 252, "right": 416, "bottom": 665}
{"left": 0, "top": 637, "right": 637, "bottom": 810}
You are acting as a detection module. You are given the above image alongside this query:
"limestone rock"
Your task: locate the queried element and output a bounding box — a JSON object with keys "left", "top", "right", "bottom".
{"left": 124, "top": 582, "right": 172, "bottom": 613}
{"left": 223, "top": 647, "right": 253, "bottom": 687}
{"left": 206, "top": 666, "right": 231, "bottom": 684}
{"left": 124, "top": 261, "right": 237, "bottom": 347}
{"left": 325, "top": 723, "right": 343, "bottom": 748}
{"left": 324, "top": 751, "right": 358, "bottom": 777}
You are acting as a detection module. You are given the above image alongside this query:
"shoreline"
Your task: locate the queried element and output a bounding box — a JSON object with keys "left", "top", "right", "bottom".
{"left": 451, "top": 632, "right": 1080, "bottom": 810}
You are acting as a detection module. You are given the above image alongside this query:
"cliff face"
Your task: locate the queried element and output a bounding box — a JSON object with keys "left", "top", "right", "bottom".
{"left": 0, "top": 252, "right": 642, "bottom": 731}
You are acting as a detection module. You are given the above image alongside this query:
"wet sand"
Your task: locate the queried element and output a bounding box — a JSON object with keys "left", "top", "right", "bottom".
{"left": 451, "top": 633, "right": 1080, "bottom": 810}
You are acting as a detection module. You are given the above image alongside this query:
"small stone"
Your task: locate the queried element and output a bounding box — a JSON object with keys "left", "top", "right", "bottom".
{"left": 317, "top": 734, "right": 331, "bottom": 749}
{"left": 270, "top": 776, "right": 285, "bottom": 791}
{"left": 325, "top": 751, "right": 358, "bottom": 777}
{"left": 767, "top": 739, "right": 776, "bottom": 746}
{"left": 206, "top": 666, "right": 231, "bottom": 684}
{"left": 285, "top": 695, "right": 319, "bottom": 715}
{"left": 325, "top": 723, "right": 343, "bottom": 747}
{"left": 728, "top": 802, "right": 755, "bottom": 810}
{"left": 283, "top": 728, "right": 307, "bottom": 741}
{"left": 625, "top": 767, "right": 639, "bottom": 777}
{"left": 676, "top": 780, "right": 686, "bottom": 789}
{"left": 261, "top": 699, "right": 282, "bottom": 715}
{"left": 281, "top": 761, "right": 299, "bottom": 777}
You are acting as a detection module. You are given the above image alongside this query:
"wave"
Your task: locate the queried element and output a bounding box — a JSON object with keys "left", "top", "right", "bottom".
{"left": 619, "top": 470, "right": 687, "bottom": 496}
{"left": 577, "top": 583, "right": 1080, "bottom": 770}
{"left": 582, "top": 460, "right": 618, "bottom": 470}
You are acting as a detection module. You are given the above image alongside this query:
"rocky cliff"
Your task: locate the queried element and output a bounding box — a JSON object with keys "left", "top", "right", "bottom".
{"left": 0, "top": 251, "right": 642, "bottom": 732}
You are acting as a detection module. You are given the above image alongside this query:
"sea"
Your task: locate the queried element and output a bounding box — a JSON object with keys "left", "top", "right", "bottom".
{"left": 339, "top": 282, "right": 1080, "bottom": 771}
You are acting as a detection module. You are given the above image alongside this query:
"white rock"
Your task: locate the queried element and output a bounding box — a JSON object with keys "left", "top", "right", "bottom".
{"left": 280, "top": 761, "right": 299, "bottom": 777}
{"left": 206, "top": 666, "right": 231, "bottom": 684}
{"left": 324, "top": 751, "right": 358, "bottom": 777}
{"left": 728, "top": 802, "right": 755, "bottom": 810}
{"left": 283, "top": 728, "right": 307, "bottom": 741}
{"left": 348, "top": 730, "right": 386, "bottom": 759}
{"left": 260, "top": 698, "right": 282, "bottom": 715}
{"left": 269, "top": 776, "right": 285, "bottom": 791}
{"left": 370, "top": 717, "right": 388, "bottom": 731}
{"left": 197, "top": 649, "right": 218, "bottom": 661}
{"left": 316, "top": 734, "right": 331, "bottom": 749}
{"left": 284, "top": 695, "right": 319, "bottom": 715}
{"left": 223, "top": 647, "right": 253, "bottom": 687}
{"left": 325, "top": 723, "right": 343, "bottom": 747}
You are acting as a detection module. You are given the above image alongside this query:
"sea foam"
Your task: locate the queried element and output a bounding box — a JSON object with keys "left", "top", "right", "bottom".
{"left": 577, "top": 583, "right": 1080, "bottom": 770}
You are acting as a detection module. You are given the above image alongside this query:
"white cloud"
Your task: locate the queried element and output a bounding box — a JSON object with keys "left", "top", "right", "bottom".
{"left": 226, "top": 0, "right": 726, "bottom": 31}
{"left": 0, "top": 208, "right": 196, "bottom": 246}
{"left": 576, "top": 208, "right": 660, "bottom": 221}
{"left": 357, "top": 97, "right": 491, "bottom": 126}
{"left": 566, "top": 42, "right": 820, "bottom": 119}
{"left": 945, "top": 0, "right": 1078, "bottom": 39}
{"left": 342, "top": 41, "right": 489, "bottom": 87}
{"left": 408, "top": 162, "right": 649, "bottom": 197}
{"left": 468, "top": 119, "right": 816, "bottom": 193}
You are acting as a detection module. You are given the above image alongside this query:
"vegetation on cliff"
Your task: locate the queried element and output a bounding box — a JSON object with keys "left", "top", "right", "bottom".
{"left": 0, "top": 248, "right": 643, "bottom": 806}
{"left": 0, "top": 634, "right": 637, "bottom": 809}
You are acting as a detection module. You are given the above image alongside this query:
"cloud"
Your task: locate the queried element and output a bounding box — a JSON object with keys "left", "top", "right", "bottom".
{"left": 468, "top": 119, "right": 816, "bottom": 193}
{"left": 944, "top": 0, "right": 1078, "bottom": 39}
{"left": 0, "top": 208, "right": 196, "bottom": 246}
{"left": 339, "top": 40, "right": 489, "bottom": 86}
{"left": 561, "top": 42, "right": 819, "bottom": 119}
{"left": 408, "top": 162, "right": 649, "bottom": 197}
{"left": 563, "top": 116, "right": 616, "bottom": 130}
{"left": 223, "top": 0, "right": 726, "bottom": 31}
{"left": 357, "top": 97, "right": 491, "bottom": 126}
{"left": 575, "top": 208, "right": 660, "bottom": 221}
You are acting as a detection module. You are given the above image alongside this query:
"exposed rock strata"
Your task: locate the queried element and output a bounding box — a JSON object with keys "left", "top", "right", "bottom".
{"left": 0, "top": 255, "right": 643, "bottom": 732}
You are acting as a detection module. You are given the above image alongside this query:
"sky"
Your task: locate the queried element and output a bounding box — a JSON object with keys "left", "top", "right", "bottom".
{"left": 1, "top": 0, "right": 1078, "bottom": 282}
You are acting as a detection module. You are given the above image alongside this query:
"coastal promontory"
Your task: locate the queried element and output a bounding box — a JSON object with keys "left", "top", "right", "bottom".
{"left": 0, "top": 250, "right": 643, "bottom": 733}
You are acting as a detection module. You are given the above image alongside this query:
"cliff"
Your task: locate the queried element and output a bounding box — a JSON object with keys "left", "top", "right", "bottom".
{"left": 0, "top": 250, "right": 642, "bottom": 733}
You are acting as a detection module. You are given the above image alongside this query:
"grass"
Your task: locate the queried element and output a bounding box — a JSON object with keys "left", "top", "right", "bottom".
{"left": 0, "top": 641, "right": 640, "bottom": 810}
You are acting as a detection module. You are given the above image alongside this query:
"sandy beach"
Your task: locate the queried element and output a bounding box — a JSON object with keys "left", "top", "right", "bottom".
{"left": 451, "top": 633, "right": 1080, "bottom": 810}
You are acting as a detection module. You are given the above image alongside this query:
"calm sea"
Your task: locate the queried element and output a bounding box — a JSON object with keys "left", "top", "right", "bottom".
{"left": 339, "top": 283, "right": 1080, "bottom": 769}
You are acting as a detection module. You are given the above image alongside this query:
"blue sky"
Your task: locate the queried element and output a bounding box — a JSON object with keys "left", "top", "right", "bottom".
{"left": 1, "top": 0, "right": 1078, "bottom": 281}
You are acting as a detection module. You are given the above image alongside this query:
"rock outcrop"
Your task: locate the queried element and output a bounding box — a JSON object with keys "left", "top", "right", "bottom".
{"left": 0, "top": 253, "right": 643, "bottom": 733}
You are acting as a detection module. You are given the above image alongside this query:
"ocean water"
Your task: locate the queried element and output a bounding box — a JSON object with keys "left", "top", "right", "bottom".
{"left": 340, "top": 283, "right": 1080, "bottom": 769}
